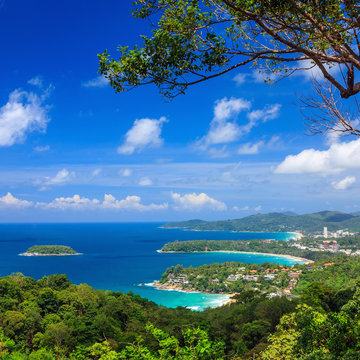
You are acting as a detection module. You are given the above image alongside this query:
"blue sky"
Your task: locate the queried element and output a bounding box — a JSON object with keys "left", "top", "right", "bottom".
{"left": 0, "top": 0, "right": 359, "bottom": 222}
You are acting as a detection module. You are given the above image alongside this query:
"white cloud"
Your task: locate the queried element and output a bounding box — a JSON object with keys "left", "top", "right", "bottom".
{"left": 138, "top": 177, "right": 152, "bottom": 186}
{"left": 34, "top": 145, "right": 50, "bottom": 152}
{"left": 41, "top": 168, "right": 75, "bottom": 187}
{"left": 91, "top": 168, "right": 102, "bottom": 177}
{"left": 34, "top": 193, "right": 168, "bottom": 211}
{"left": 233, "top": 205, "right": 249, "bottom": 211}
{"left": 197, "top": 98, "right": 280, "bottom": 149}
{"left": 36, "top": 194, "right": 99, "bottom": 210}
{"left": 252, "top": 70, "right": 279, "bottom": 83}
{"left": 244, "top": 104, "right": 281, "bottom": 133}
{"left": 82, "top": 75, "right": 108, "bottom": 88}
{"left": 298, "top": 59, "right": 339, "bottom": 80}
{"left": 332, "top": 176, "right": 356, "bottom": 190}
{"left": 237, "top": 141, "right": 264, "bottom": 155}
{"left": 47, "top": 168, "right": 75, "bottom": 185}
{"left": 28, "top": 76, "right": 43, "bottom": 88}
{"left": 233, "top": 73, "right": 248, "bottom": 85}
{"left": 171, "top": 192, "right": 227, "bottom": 211}
{"left": 102, "top": 194, "right": 168, "bottom": 211}
{"left": 119, "top": 168, "right": 132, "bottom": 177}
{"left": 208, "top": 146, "right": 230, "bottom": 158}
{"left": 213, "top": 97, "right": 251, "bottom": 122}
{"left": 237, "top": 135, "right": 280, "bottom": 155}
{"left": 0, "top": 89, "right": 50, "bottom": 146}
{"left": 275, "top": 139, "right": 360, "bottom": 174}
{"left": 0, "top": 192, "right": 32, "bottom": 208}
{"left": 254, "top": 205, "right": 262, "bottom": 211}
{"left": 117, "top": 117, "right": 168, "bottom": 155}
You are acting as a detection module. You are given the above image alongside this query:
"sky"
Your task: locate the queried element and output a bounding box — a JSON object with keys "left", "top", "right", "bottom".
{"left": 0, "top": 0, "right": 359, "bottom": 222}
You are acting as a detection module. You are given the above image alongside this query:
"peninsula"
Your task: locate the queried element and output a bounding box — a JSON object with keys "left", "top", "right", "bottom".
{"left": 159, "top": 239, "right": 340, "bottom": 262}
{"left": 19, "top": 245, "right": 80, "bottom": 256}
{"left": 152, "top": 257, "right": 358, "bottom": 298}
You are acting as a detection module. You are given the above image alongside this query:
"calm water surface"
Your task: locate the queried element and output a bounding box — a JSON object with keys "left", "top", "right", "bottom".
{"left": 0, "top": 223, "right": 301, "bottom": 310}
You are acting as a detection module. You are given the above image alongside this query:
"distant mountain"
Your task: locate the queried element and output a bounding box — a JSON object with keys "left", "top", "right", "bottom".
{"left": 162, "top": 211, "right": 360, "bottom": 233}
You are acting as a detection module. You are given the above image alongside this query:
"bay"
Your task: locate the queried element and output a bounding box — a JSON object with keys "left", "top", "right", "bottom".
{"left": 0, "top": 223, "right": 302, "bottom": 310}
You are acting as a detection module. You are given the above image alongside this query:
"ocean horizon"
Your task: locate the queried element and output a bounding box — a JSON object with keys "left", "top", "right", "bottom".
{"left": 0, "top": 223, "right": 303, "bottom": 310}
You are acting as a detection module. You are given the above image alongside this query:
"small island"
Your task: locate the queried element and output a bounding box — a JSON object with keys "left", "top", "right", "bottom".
{"left": 19, "top": 245, "right": 81, "bottom": 256}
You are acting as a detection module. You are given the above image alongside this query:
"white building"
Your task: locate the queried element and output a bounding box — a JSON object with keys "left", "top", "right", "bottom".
{"left": 324, "top": 227, "right": 328, "bottom": 238}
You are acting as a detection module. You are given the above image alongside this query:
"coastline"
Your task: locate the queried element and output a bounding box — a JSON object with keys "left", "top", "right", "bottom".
{"left": 157, "top": 249, "right": 313, "bottom": 264}
{"left": 146, "top": 281, "right": 234, "bottom": 308}
{"left": 19, "top": 252, "right": 82, "bottom": 256}
{"left": 160, "top": 226, "right": 302, "bottom": 240}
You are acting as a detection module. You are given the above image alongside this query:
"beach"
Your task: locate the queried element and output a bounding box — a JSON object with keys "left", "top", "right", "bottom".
{"left": 147, "top": 281, "right": 233, "bottom": 309}
{"left": 158, "top": 249, "right": 313, "bottom": 263}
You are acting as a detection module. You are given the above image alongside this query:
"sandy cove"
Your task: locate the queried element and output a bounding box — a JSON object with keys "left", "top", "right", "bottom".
{"left": 157, "top": 249, "right": 313, "bottom": 264}
{"left": 149, "top": 281, "right": 236, "bottom": 307}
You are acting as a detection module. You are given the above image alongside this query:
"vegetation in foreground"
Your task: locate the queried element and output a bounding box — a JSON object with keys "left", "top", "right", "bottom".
{"left": 0, "top": 257, "right": 359, "bottom": 359}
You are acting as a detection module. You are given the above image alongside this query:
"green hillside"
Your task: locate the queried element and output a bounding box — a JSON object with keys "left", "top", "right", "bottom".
{"left": 162, "top": 211, "right": 360, "bottom": 233}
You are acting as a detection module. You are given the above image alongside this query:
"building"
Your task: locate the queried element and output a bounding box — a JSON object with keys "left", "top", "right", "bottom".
{"left": 324, "top": 226, "right": 328, "bottom": 238}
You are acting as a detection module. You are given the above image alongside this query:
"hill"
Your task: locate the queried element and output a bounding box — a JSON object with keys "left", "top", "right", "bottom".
{"left": 162, "top": 211, "right": 360, "bottom": 233}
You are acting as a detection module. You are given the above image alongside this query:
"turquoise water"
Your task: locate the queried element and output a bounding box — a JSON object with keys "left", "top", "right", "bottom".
{"left": 0, "top": 223, "right": 301, "bottom": 310}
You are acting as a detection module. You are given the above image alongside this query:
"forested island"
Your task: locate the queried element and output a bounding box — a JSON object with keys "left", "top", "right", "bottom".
{"left": 161, "top": 210, "right": 360, "bottom": 233}
{"left": 20, "top": 245, "right": 80, "bottom": 256}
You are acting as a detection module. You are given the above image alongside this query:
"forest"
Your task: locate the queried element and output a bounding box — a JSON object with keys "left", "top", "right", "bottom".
{"left": 0, "top": 257, "right": 359, "bottom": 359}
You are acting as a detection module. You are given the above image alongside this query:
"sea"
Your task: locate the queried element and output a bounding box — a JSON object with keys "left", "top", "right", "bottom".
{"left": 0, "top": 223, "right": 302, "bottom": 311}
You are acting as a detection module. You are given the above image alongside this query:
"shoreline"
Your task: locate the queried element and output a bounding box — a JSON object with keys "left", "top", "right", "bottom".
{"left": 160, "top": 226, "right": 303, "bottom": 238}
{"left": 157, "top": 249, "right": 313, "bottom": 264}
{"left": 146, "top": 281, "right": 234, "bottom": 308}
{"left": 19, "top": 252, "right": 82, "bottom": 256}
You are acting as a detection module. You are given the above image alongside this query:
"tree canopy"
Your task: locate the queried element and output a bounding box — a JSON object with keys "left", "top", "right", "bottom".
{"left": 98, "top": 0, "right": 360, "bottom": 135}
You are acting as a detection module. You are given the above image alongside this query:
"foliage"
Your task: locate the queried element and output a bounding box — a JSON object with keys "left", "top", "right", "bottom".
{"left": 98, "top": 0, "right": 360, "bottom": 103}
{"left": 23, "top": 246, "right": 77, "bottom": 255}
{"left": 0, "top": 264, "right": 360, "bottom": 358}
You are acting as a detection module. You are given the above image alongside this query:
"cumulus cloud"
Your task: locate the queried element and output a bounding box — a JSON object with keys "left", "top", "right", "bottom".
{"left": 82, "top": 75, "right": 108, "bottom": 88}
{"left": 298, "top": 59, "right": 340, "bottom": 80}
{"left": 0, "top": 192, "right": 32, "bottom": 208}
{"left": 254, "top": 205, "right": 262, "bottom": 211}
{"left": 0, "top": 88, "right": 50, "bottom": 146}
{"left": 102, "top": 194, "right": 168, "bottom": 211}
{"left": 238, "top": 136, "right": 280, "bottom": 155}
{"left": 197, "top": 97, "right": 280, "bottom": 149}
{"left": 34, "top": 145, "right": 50, "bottom": 152}
{"left": 171, "top": 192, "right": 227, "bottom": 211}
{"left": 138, "top": 177, "right": 152, "bottom": 186}
{"left": 275, "top": 139, "right": 360, "bottom": 174}
{"left": 332, "top": 176, "right": 356, "bottom": 190}
{"left": 119, "top": 168, "right": 132, "bottom": 177}
{"left": 252, "top": 70, "right": 279, "bottom": 83}
{"left": 233, "top": 71, "right": 280, "bottom": 85}
{"left": 28, "top": 76, "right": 43, "bottom": 88}
{"left": 237, "top": 141, "right": 264, "bottom": 155}
{"left": 117, "top": 117, "right": 168, "bottom": 155}
{"left": 91, "top": 168, "right": 102, "bottom": 177}
{"left": 43, "top": 168, "right": 75, "bottom": 186}
{"left": 233, "top": 73, "right": 248, "bottom": 85}
{"left": 36, "top": 194, "right": 99, "bottom": 210}
{"left": 233, "top": 205, "right": 249, "bottom": 211}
